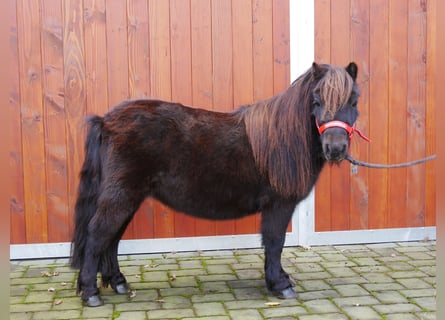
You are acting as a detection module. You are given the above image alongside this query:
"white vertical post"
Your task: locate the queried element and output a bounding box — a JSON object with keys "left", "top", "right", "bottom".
{"left": 287, "top": 0, "right": 315, "bottom": 247}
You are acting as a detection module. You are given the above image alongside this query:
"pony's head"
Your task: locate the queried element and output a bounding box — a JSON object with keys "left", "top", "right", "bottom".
{"left": 311, "top": 62, "right": 362, "bottom": 162}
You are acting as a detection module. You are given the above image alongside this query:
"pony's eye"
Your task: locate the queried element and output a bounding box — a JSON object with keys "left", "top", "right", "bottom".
{"left": 352, "top": 102, "right": 358, "bottom": 108}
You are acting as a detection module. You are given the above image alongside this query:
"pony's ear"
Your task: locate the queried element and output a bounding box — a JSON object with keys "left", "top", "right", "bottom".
{"left": 346, "top": 62, "right": 358, "bottom": 81}
{"left": 311, "top": 62, "right": 323, "bottom": 80}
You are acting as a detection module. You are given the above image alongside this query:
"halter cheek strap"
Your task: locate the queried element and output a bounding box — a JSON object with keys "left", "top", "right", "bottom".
{"left": 316, "top": 120, "right": 371, "bottom": 142}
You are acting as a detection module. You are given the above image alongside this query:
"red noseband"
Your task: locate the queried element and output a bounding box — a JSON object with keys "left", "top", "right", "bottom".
{"left": 316, "top": 120, "right": 370, "bottom": 142}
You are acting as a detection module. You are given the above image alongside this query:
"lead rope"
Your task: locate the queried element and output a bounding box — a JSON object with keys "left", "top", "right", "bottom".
{"left": 345, "top": 154, "right": 436, "bottom": 169}
{"left": 317, "top": 120, "right": 437, "bottom": 169}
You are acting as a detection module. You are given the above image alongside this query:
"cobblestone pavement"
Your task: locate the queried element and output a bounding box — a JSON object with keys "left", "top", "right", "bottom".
{"left": 10, "top": 241, "right": 436, "bottom": 319}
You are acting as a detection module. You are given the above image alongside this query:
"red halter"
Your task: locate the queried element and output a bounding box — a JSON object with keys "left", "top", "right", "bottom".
{"left": 316, "top": 120, "right": 370, "bottom": 142}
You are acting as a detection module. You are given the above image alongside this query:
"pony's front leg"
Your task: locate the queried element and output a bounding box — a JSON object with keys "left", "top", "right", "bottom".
{"left": 261, "top": 202, "right": 297, "bottom": 299}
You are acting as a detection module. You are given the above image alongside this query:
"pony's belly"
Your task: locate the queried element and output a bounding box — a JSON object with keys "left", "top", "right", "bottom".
{"left": 151, "top": 188, "right": 261, "bottom": 221}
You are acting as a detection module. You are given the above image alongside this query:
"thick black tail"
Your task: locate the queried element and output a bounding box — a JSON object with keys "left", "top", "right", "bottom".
{"left": 70, "top": 115, "right": 104, "bottom": 269}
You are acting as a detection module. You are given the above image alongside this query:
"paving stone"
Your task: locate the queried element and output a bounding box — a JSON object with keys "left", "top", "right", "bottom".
{"left": 299, "top": 279, "right": 331, "bottom": 291}
{"left": 32, "top": 309, "right": 82, "bottom": 320}
{"left": 373, "top": 303, "right": 422, "bottom": 314}
{"left": 299, "top": 313, "right": 349, "bottom": 320}
{"left": 415, "top": 311, "right": 437, "bottom": 319}
{"left": 333, "top": 295, "right": 380, "bottom": 307}
{"left": 207, "top": 264, "right": 233, "bottom": 274}
{"left": 400, "top": 288, "right": 436, "bottom": 298}
{"left": 191, "top": 292, "right": 235, "bottom": 302}
{"left": 372, "top": 290, "right": 408, "bottom": 304}
{"left": 261, "top": 305, "right": 307, "bottom": 318}
{"left": 335, "top": 284, "right": 369, "bottom": 297}
{"left": 303, "top": 299, "right": 340, "bottom": 313}
{"left": 81, "top": 303, "right": 114, "bottom": 319}
{"left": 411, "top": 297, "right": 436, "bottom": 311}
{"left": 115, "top": 311, "right": 147, "bottom": 320}
{"left": 229, "top": 309, "right": 263, "bottom": 320}
{"left": 184, "top": 317, "right": 230, "bottom": 320}
{"left": 342, "top": 306, "right": 381, "bottom": 320}
{"left": 225, "top": 299, "right": 269, "bottom": 310}
{"left": 194, "top": 302, "right": 227, "bottom": 316}
{"left": 385, "top": 313, "right": 419, "bottom": 320}
{"left": 147, "top": 308, "right": 195, "bottom": 319}
{"left": 397, "top": 278, "right": 431, "bottom": 289}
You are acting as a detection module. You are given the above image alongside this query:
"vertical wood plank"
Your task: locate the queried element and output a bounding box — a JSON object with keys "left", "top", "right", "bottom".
{"left": 105, "top": 0, "right": 129, "bottom": 107}
{"left": 328, "top": 0, "right": 351, "bottom": 231}
{"left": 272, "top": 0, "right": 290, "bottom": 93}
{"left": 127, "top": 0, "right": 154, "bottom": 239}
{"left": 170, "top": 0, "right": 197, "bottom": 237}
{"left": 314, "top": 0, "right": 332, "bottom": 231}
{"left": 252, "top": 0, "right": 273, "bottom": 100}
{"left": 41, "top": 0, "right": 69, "bottom": 242}
{"left": 63, "top": 0, "right": 86, "bottom": 237}
{"left": 84, "top": 0, "right": 109, "bottom": 116}
{"left": 406, "top": 0, "right": 427, "bottom": 227}
{"left": 17, "top": 0, "right": 49, "bottom": 243}
{"left": 232, "top": 0, "right": 257, "bottom": 235}
{"left": 127, "top": 0, "right": 150, "bottom": 98}
{"left": 149, "top": 0, "right": 175, "bottom": 238}
{"left": 368, "top": 0, "right": 389, "bottom": 229}
{"left": 212, "top": 0, "right": 235, "bottom": 235}
{"left": 7, "top": 0, "right": 26, "bottom": 244}
{"left": 191, "top": 0, "right": 217, "bottom": 236}
{"left": 425, "top": 0, "right": 436, "bottom": 227}
{"left": 388, "top": 0, "right": 408, "bottom": 228}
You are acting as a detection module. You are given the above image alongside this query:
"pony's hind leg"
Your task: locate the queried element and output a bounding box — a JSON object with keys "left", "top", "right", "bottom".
{"left": 261, "top": 201, "right": 297, "bottom": 299}
{"left": 99, "top": 223, "right": 134, "bottom": 295}
{"left": 78, "top": 190, "right": 142, "bottom": 307}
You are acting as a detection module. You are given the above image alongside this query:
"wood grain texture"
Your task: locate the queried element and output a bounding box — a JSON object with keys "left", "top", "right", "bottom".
{"left": 314, "top": 0, "right": 435, "bottom": 232}
{"left": 7, "top": 0, "right": 26, "bottom": 244}
{"left": 17, "top": 0, "right": 49, "bottom": 243}
{"left": 41, "top": 0, "right": 69, "bottom": 242}
{"left": 388, "top": 0, "right": 408, "bottom": 228}
{"left": 314, "top": 0, "right": 332, "bottom": 231}
{"left": 327, "top": 0, "right": 351, "bottom": 231}
{"left": 63, "top": 0, "right": 86, "bottom": 237}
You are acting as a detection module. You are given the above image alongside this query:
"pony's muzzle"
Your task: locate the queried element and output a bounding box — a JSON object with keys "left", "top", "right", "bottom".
{"left": 321, "top": 129, "right": 349, "bottom": 162}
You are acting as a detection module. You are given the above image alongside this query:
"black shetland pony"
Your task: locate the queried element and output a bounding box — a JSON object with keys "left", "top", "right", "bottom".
{"left": 71, "top": 62, "right": 361, "bottom": 307}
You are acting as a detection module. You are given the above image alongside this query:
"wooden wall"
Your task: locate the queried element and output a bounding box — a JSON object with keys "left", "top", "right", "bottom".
{"left": 7, "top": 0, "right": 290, "bottom": 244}
{"left": 314, "top": 0, "right": 436, "bottom": 231}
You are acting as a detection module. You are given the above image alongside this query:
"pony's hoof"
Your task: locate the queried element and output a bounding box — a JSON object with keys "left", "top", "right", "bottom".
{"left": 274, "top": 287, "right": 297, "bottom": 299}
{"left": 83, "top": 295, "right": 104, "bottom": 307}
{"left": 114, "top": 283, "right": 130, "bottom": 294}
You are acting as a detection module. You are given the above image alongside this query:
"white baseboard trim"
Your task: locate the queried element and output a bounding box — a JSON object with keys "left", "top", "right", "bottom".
{"left": 10, "top": 225, "right": 436, "bottom": 260}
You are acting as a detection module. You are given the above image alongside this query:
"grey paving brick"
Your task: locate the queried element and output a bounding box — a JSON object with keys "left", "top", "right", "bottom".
{"left": 303, "top": 299, "right": 340, "bottom": 313}
{"left": 299, "top": 313, "right": 349, "bottom": 320}
{"left": 335, "top": 284, "right": 369, "bottom": 297}
{"left": 261, "top": 305, "right": 307, "bottom": 318}
{"left": 194, "top": 302, "right": 227, "bottom": 316}
{"left": 372, "top": 290, "right": 408, "bottom": 304}
{"left": 373, "top": 303, "right": 422, "bottom": 314}
{"left": 147, "top": 308, "right": 195, "bottom": 319}
{"left": 229, "top": 308, "right": 263, "bottom": 320}
{"left": 342, "top": 306, "right": 381, "bottom": 320}
{"left": 385, "top": 314, "right": 419, "bottom": 320}
{"left": 115, "top": 311, "right": 147, "bottom": 320}
{"left": 32, "top": 309, "right": 82, "bottom": 320}
{"left": 412, "top": 297, "right": 436, "bottom": 311}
